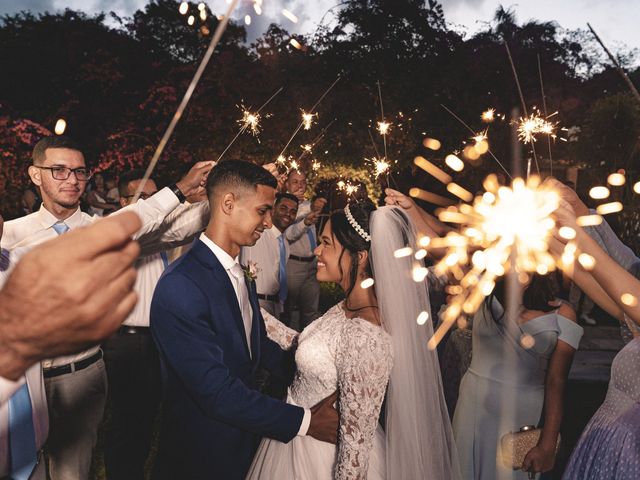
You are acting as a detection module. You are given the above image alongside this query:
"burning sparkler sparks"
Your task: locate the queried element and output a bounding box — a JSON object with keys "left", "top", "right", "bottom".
{"left": 312, "top": 159, "right": 321, "bottom": 172}
{"left": 481, "top": 108, "right": 495, "bottom": 122}
{"left": 337, "top": 179, "right": 360, "bottom": 197}
{"left": 301, "top": 111, "right": 316, "bottom": 130}
{"left": 516, "top": 109, "right": 558, "bottom": 144}
{"left": 237, "top": 107, "right": 261, "bottom": 136}
{"left": 366, "top": 157, "right": 391, "bottom": 179}
{"left": 426, "top": 175, "right": 561, "bottom": 350}
{"left": 377, "top": 121, "right": 391, "bottom": 136}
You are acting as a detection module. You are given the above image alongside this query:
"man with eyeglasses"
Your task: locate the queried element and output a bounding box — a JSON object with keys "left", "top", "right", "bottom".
{"left": 1, "top": 135, "right": 213, "bottom": 480}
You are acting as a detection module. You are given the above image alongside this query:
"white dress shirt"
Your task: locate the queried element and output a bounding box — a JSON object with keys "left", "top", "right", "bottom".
{"left": 240, "top": 226, "right": 289, "bottom": 297}
{"left": 0, "top": 364, "right": 48, "bottom": 476}
{"left": 0, "top": 188, "right": 209, "bottom": 367}
{"left": 285, "top": 200, "right": 317, "bottom": 258}
{"left": 198, "top": 234, "right": 311, "bottom": 436}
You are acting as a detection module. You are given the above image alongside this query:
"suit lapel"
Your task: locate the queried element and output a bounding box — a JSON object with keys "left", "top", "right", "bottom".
{"left": 192, "top": 241, "right": 251, "bottom": 359}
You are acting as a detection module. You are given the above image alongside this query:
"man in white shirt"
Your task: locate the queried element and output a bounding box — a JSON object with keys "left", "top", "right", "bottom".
{"left": 102, "top": 169, "right": 206, "bottom": 479}
{"left": 241, "top": 193, "right": 313, "bottom": 318}
{"left": 0, "top": 212, "right": 142, "bottom": 479}
{"left": 1, "top": 135, "right": 211, "bottom": 479}
{"left": 282, "top": 170, "right": 327, "bottom": 330}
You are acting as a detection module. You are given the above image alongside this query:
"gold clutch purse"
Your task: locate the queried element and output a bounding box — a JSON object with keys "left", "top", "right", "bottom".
{"left": 499, "top": 425, "right": 560, "bottom": 470}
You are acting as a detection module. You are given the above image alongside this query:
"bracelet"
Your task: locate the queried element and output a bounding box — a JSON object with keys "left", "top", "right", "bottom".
{"left": 169, "top": 183, "right": 186, "bottom": 203}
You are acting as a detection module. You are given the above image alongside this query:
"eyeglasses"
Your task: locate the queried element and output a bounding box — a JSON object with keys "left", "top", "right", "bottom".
{"left": 35, "top": 166, "right": 92, "bottom": 181}
{"left": 121, "top": 192, "right": 156, "bottom": 200}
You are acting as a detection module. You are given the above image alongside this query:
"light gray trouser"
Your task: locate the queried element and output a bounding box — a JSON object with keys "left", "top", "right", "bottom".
{"left": 284, "top": 259, "right": 320, "bottom": 331}
{"left": 44, "top": 358, "right": 108, "bottom": 480}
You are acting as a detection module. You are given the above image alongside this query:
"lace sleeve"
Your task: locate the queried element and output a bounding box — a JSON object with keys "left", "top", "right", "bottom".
{"left": 335, "top": 319, "right": 393, "bottom": 479}
{"left": 260, "top": 308, "right": 299, "bottom": 350}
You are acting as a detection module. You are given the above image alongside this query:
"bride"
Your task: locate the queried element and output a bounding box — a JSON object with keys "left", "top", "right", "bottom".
{"left": 246, "top": 202, "right": 460, "bottom": 479}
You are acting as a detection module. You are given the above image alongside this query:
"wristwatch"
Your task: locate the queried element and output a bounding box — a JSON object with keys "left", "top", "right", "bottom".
{"left": 169, "top": 183, "right": 186, "bottom": 203}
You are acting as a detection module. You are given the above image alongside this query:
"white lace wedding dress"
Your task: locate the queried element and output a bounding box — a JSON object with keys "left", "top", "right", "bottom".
{"left": 246, "top": 303, "right": 393, "bottom": 479}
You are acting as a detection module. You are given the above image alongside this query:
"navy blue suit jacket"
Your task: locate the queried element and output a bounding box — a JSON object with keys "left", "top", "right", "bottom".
{"left": 150, "top": 239, "right": 304, "bottom": 480}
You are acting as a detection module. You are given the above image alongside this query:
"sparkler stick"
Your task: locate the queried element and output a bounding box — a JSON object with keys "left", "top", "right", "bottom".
{"left": 587, "top": 23, "right": 640, "bottom": 105}
{"left": 296, "top": 118, "right": 336, "bottom": 162}
{"left": 277, "top": 75, "right": 342, "bottom": 160}
{"left": 217, "top": 86, "right": 284, "bottom": 162}
{"left": 132, "top": 0, "right": 240, "bottom": 201}
{"left": 440, "top": 104, "right": 512, "bottom": 178}
{"left": 537, "top": 54, "right": 554, "bottom": 176}
{"left": 504, "top": 41, "right": 539, "bottom": 176}
{"left": 376, "top": 81, "right": 390, "bottom": 162}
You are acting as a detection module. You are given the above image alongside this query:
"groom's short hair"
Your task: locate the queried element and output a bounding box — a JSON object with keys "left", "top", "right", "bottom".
{"left": 206, "top": 160, "right": 277, "bottom": 199}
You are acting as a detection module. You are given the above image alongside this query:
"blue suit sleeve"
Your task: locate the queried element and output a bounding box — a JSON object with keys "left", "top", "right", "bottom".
{"left": 151, "top": 272, "right": 303, "bottom": 443}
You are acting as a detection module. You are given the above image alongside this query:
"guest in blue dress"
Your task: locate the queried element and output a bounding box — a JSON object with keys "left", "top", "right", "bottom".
{"left": 550, "top": 185, "right": 640, "bottom": 479}
{"left": 453, "top": 275, "right": 583, "bottom": 480}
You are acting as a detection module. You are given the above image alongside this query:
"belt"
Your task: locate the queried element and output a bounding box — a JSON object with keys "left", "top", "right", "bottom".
{"left": 43, "top": 350, "right": 103, "bottom": 379}
{"left": 289, "top": 254, "right": 315, "bottom": 262}
{"left": 257, "top": 293, "right": 279, "bottom": 302}
{"left": 118, "top": 325, "right": 151, "bottom": 335}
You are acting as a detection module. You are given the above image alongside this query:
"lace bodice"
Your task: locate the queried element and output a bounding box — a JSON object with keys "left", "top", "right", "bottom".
{"left": 262, "top": 304, "right": 393, "bottom": 479}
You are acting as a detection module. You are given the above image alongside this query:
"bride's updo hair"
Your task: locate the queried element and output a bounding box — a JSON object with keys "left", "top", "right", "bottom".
{"left": 329, "top": 201, "right": 376, "bottom": 298}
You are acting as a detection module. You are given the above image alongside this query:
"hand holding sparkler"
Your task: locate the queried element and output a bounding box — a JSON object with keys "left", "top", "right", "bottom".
{"left": 545, "top": 178, "right": 589, "bottom": 218}
{"left": 311, "top": 197, "right": 328, "bottom": 213}
{"left": 175, "top": 161, "right": 216, "bottom": 199}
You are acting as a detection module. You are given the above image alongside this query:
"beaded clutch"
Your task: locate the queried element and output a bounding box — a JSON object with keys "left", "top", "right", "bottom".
{"left": 499, "top": 425, "right": 560, "bottom": 470}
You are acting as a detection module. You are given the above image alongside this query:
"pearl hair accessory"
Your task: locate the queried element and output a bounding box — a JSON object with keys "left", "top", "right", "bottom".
{"left": 344, "top": 204, "right": 371, "bottom": 242}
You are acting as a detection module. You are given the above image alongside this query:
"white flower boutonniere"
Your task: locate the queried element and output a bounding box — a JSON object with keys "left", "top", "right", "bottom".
{"left": 242, "top": 260, "right": 261, "bottom": 283}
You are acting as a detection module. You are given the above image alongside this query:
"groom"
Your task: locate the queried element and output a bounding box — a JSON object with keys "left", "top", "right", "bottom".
{"left": 150, "top": 160, "right": 338, "bottom": 480}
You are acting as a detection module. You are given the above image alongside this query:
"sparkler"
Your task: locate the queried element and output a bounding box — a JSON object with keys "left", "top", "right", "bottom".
{"left": 481, "top": 109, "right": 495, "bottom": 122}
{"left": 440, "top": 104, "right": 511, "bottom": 178}
{"left": 237, "top": 108, "right": 261, "bottom": 136}
{"left": 216, "top": 86, "right": 283, "bottom": 162}
{"left": 276, "top": 75, "right": 341, "bottom": 161}
{"left": 132, "top": 0, "right": 240, "bottom": 201}
{"left": 426, "top": 175, "right": 561, "bottom": 350}
{"left": 377, "top": 121, "right": 391, "bottom": 136}
{"left": 301, "top": 111, "right": 316, "bottom": 130}
{"left": 366, "top": 157, "right": 391, "bottom": 179}
{"left": 516, "top": 109, "right": 558, "bottom": 144}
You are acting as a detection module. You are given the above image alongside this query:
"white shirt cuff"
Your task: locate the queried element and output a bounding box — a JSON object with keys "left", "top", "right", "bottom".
{"left": 297, "top": 408, "right": 312, "bottom": 436}
{"left": 154, "top": 186, "right": 181, "bottom": 209}
{"left": 0, "top": 374, "right": 26, "bottom": 407}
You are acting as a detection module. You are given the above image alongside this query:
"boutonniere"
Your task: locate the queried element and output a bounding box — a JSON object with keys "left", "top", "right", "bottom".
{"left": 242, "top": 260, "right": 261, "bottom": 283}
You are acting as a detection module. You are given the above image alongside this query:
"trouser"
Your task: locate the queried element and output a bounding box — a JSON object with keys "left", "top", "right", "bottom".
{"left": 103, "top": 329, "right": 162, "bottom": 480}
{"left": 44, "top": 358, "right": 108, "bottom": 480}
{"left": 284, "top": 259, "right": 320, "bottom": 331}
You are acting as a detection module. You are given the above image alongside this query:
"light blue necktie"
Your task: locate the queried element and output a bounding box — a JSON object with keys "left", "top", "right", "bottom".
{"left": 278, "top": 235, "right": 288, "bottom": 304}
{"left": 8, "top": 384, "right": 37, "bottom": 479}
{"left": 52, "top": 221, "right": 70, "bottom": 235}
{"left": 160, "top": 251, "right": 169, "bottom": 269}
{"left": 306, "top": 228, "right": 316, "bottom": 252}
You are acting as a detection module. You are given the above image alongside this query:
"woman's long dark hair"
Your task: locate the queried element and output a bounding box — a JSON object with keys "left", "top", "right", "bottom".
{"left": 487, "top": 272, "right": 560, "bottom": 324}
{"left": 328, "top": 201, "right": 376, "bottom": 304}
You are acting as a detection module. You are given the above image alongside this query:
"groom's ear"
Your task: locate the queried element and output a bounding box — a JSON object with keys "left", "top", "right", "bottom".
{"left": 221, "top": 192, "right": 236, "bottom": 216}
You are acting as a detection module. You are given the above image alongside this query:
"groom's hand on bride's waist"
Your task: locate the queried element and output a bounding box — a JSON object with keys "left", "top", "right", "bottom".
{"left": 307, "top": 390, "right": 339, "bottom": 444}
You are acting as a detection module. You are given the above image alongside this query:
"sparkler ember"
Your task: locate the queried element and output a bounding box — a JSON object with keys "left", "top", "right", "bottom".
{"left": 237, "top": 107, "right": 261, "bottom": 135}
{"left": 302, "top": 111, "right": 316, "bottom": 130}
{"left": 516, "top": 109, "right": 558, "bottom": 143}
{"left": 426, "top": 175, "right": 561, "bottom": 350}
{"left": 366, "top": 157, "right": 391, "bottom": 178}
{"left": 377, "top": 121, "right": 391, "bottom": 136}
{"left": 481, "top": 108, "right": 495, "bottom": 122}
